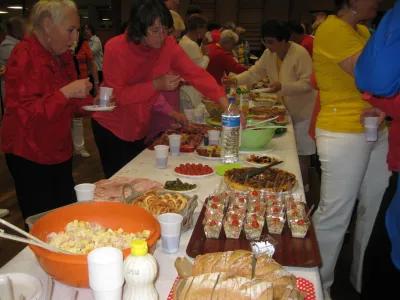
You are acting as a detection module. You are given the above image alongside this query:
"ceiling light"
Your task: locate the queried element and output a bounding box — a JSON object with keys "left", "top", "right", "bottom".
{"left": 0, "top": 11, "right": 9, "bottom": 14}
{"left": 102, "top": 18, "right": 110, "bottom": 21}
{"left": 82, "top": 16, "right": 88, "bottom": 19}
{"left": 7, "top": 6, "right": 23, "bottom": 10}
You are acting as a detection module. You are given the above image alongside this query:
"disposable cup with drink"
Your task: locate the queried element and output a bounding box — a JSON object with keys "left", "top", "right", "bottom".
{"left": 99, "top": 87, "right": 113, "bottom": 107}
{"left": 183, "top": 109, "right": 195, "bottom": 122}
{"left": 157, "top": 213, "right": 183, "bottom": 254}
{"left": 74, "top": 183, "right": 95, "bottom": 202}
{"left": 363, "top": 116, "right": 379, "bottom": 142}
{"left": 208, "top": 130, "right": 220, "bottom": 145}
{"left": 193, "top": 107, "right": 205, "bottom": 124}
{"left": 168, "top": 134, "right": 181, "bottom": 156}
{"left": 154, "top": 145, "right": 169, "bottom": 169}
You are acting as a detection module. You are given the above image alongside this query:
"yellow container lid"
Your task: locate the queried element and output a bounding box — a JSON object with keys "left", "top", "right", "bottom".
{"left": 131, "top": 239, "right": 148, "bottom": 256}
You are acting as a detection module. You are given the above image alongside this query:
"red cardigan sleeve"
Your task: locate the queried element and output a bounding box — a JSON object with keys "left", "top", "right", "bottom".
{"left": 364, "top": 93, "right": 400, "bottom": 121}
{"left": 5, "top": 45, "right": 71, "bottom": 124}
{"left": 170, "top": 42, "right": 225, "bottom": 102}
{"left": 102, "top": 42, "right": 158, "bottom": 106}
{"left": 220, "top": 51, "right": 248, "bottom": 75}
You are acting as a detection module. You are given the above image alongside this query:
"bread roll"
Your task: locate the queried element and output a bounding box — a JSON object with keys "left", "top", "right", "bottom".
{"left": 176, "top": 272, "right": 274, "bottom": 300}
{"left": 189, "top": 251, "right": 301, "bottom": 300}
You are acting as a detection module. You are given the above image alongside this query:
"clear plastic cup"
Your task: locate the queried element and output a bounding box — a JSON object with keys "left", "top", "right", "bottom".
{"left": 87, "top": 247, "right": 124, "bottom": 299}
{"left": 74, "top": 183, "right": 95, "bottom": 202}
{"left": 184, "top": 109, "right": 195, "bottom": 122}
{"left": 194, "top": 106, "right": 204, "bottom": 123}
{"left": 158, "top": 213, "right": 183, "bottom": 254}
{"left": 208, "top": 130, "right": 220, "bottom": 145}
{"left": 99, "top": 87, "right": 113, "bottom": 107}
{"left": 154, "top": 145, "right": 169, "bottom": 169}
{"left": 363, "top": 116, "right": 379, "bottom": 142}
{"left": 168, "top": 134, "right": 181, "bottom": 156}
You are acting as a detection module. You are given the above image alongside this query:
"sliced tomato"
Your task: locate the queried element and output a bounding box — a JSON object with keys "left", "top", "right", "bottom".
{"left": 180, "top": 144, "right": 195, "bottom": 152}
{"left": 231, "top": 219, "right": 240, "bottom": 226}
{"left": 251, "top": 220, "right": 259, "bottom": 228}
{"left": 209, "top": 220, "right": 217, "bottom": 226}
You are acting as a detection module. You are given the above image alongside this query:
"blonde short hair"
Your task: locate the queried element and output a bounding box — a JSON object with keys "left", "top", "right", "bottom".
{"left": 220, "top": 29, "right": 239, "bottom": 44}
{"left": 30, "top": 0, "right": 77, "bottom": 30}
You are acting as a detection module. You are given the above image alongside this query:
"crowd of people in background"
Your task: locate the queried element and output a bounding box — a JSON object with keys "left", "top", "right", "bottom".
{"left": 0, "top": 0, "right": 399, "bottom": 299}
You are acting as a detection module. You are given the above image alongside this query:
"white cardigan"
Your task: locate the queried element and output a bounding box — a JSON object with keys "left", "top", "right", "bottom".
{"left": 179, "top": 35, "right": 210, "bottom": 109}
{"left": 236, "top": 42, "right": 316, "bottom": 123}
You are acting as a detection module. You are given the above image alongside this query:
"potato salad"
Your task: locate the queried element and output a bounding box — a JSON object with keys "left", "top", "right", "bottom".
{"left": 47, "top": 220, "right": 151, "bottom": 254}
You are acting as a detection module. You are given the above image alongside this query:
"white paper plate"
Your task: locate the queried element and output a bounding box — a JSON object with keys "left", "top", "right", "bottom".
{"left": 195, "top": 152, "right": 221, "bottom": 161}
{"left": 82, "top": 105, "right": 116, "bottom": 112}
{"left": 174, "top": 169, "right": 215, "bottom": 179}
{"left": 245, "top": 154, "right": 282, "bottom": 166}
{"left": 239, "top": 145, "right": 274, "bottom": 154}
{"left": 0, "top": 273, "right": 42, "bottom": 300}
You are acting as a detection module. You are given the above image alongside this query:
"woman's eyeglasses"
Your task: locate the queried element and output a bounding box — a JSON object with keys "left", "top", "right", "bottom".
{"left": 147, "top": 26, "right": 171, "bottom": 37}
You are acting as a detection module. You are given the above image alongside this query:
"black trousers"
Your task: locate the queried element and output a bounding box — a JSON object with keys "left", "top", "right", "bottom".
{"left": 361, "top": 172, "right": 400, "bottom": 299}
{"left": 91, "top": 119, "right": 145, "bottom": 178}
{"left": 5, "top": 154, "right": 76, "bottom": 220}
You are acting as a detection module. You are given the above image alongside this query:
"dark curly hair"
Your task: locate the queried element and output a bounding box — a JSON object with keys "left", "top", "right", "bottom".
{"left": 186, "top": 14, "right": 207, "bottom": 32}
{"left": 261, "top": 20, "right": 290, "bottom": 42}
{"left": 126, "top": 0, "right": 173, "bottom": 43}
{"left": 335, "top": 0, "right": 351, "bottom": 11}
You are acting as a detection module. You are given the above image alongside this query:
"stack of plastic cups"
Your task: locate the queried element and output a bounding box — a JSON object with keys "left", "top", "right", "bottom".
{"left": 88, "top": 247, "right": 124, "bottom": 300}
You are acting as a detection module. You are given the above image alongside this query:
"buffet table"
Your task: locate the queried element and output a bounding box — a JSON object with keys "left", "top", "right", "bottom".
{"left": 0, "top": 124, "right": 323, "bottom": 299}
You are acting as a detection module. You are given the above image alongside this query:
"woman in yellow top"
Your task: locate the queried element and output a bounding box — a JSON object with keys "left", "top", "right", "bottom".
{"left": 312, "top": 0, "right": 390, "bottom": 297}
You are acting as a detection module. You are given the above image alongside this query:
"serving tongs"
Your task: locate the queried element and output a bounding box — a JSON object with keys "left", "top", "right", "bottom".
{"left": 245, "top": 116, "right": 278, "bottom": 129}
{"left": 0, "top": 218, "right": 71, "bottom": 254}
{"left": 239, "top": 160, "right": 283, "bottom": 182}
{"left": 122, "top": 184, "right": 144, "bottom": 204}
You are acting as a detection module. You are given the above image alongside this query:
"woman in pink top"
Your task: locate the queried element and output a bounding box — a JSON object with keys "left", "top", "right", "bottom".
{"left": 92, "top": 0, "right": 227, "bottom": 178}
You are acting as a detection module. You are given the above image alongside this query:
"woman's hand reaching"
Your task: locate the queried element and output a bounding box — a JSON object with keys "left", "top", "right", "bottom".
{"left": 170, "top": 111, "right": 189, "bottom": 126}
{"left": 153, "top": 73, "right": 182, "bottom": 91}
{"left": 60, "top": 78, "right": 92, "bottom": 99}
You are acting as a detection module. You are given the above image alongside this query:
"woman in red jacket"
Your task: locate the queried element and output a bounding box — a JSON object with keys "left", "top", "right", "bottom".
{"left": 1, "top": 0, "right": 92, "bottom": 219}
{"left": 206, "top": 29, "right": 248, "bottom": 85}
{"left": 92, "top": 0, "right": 228, "bottom": 178}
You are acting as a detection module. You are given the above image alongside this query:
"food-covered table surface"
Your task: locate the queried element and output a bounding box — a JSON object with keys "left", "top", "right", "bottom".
{"left": 0, "top": 123, "right": 323, "bottom": 300}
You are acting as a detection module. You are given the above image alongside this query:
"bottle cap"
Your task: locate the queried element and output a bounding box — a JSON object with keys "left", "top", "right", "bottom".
{"left": 131, "top": 239, "right": 148, "bottom": 256}
{"left": 228, "top": 96, "right": 236, "bottom": 104}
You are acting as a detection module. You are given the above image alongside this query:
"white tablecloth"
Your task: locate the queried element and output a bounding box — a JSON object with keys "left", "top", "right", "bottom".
{"left": 0, "top": 124, "right": 323, "bottom": 300}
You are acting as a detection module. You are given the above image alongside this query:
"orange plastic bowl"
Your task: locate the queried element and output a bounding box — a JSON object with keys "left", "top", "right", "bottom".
{"left": 29, "top": 201, "right": 160, "bottom": 288}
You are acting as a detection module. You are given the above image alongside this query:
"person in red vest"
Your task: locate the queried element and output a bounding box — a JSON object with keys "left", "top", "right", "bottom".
{"left": 206, "top": 29, "right": 248, "bottom": 85}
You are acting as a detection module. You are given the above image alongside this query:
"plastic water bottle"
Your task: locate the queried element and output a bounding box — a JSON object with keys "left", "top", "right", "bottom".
{"left": 221, "top": 96, "right": 240, "bottom": 163}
